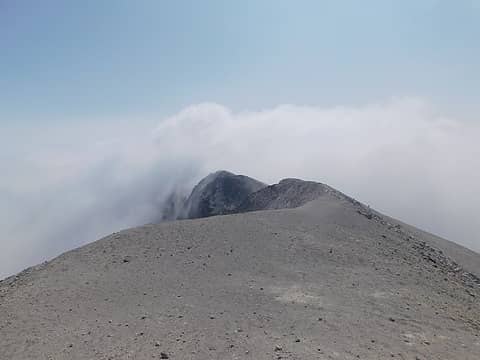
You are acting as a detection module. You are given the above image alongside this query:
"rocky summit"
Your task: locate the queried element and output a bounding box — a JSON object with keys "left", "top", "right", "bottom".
{"left": 180, "top": 170, "right": 266, "bottom": 219}
{"left": 1, "top": 171, "right": 479, "bottom": 359}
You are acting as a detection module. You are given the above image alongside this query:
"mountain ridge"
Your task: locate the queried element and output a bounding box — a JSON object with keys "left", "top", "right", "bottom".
{"left": 162, "top": 170, "right": 368, "bottom": 221}
{"left": 1, "top": 171, "right": 479, "bottom": 359}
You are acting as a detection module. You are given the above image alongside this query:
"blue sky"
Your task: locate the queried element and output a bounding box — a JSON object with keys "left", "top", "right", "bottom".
{"left": 1, "top": 0, "right": 479, "bottom": 124}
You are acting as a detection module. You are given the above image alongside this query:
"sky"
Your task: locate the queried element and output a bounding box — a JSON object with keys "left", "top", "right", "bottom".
{"left": 1, "top": 1, "right": 479, "bottom": 278}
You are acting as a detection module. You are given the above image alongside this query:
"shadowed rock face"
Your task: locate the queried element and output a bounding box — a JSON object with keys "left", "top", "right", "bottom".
{"left": 180, "top": 171, "right": 266, "bottom": 219}
{"left": 169, "top": 171, "right": 340, "bottom": 220}
{"left": 1, "top": 171, "right": 480, "bottom": 359}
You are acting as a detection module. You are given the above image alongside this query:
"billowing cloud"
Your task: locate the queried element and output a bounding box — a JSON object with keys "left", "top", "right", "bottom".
{"left": 1, "top": 97, "right": 479, "bottom": 278}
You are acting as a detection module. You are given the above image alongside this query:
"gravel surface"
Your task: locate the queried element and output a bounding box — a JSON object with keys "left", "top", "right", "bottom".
{"left": 1, "top": 193, "right": 479, "bottom": 359}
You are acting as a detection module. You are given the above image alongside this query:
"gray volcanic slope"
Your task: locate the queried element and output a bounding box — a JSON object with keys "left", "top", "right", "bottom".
{"left": 1, "top": 178, "right": 480, "bottom": 360}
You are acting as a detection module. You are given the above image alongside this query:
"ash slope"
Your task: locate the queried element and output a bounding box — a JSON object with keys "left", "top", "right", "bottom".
{"left": 1, "top": 178, "right": 480, "bottom": 360}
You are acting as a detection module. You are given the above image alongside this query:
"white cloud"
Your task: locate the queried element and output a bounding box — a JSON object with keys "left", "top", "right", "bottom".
{"left": 1, "top": 97, "right": 479, "bottom": 278}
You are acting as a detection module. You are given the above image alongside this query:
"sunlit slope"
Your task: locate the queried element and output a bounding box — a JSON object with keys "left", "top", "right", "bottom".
{"left": 1, "top": 183, "right": 479, "bottom": 359}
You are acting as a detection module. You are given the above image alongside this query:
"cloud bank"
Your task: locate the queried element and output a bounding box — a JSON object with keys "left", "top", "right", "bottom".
{"left": 1, "top": 97, "right": 479, "bottom": 278}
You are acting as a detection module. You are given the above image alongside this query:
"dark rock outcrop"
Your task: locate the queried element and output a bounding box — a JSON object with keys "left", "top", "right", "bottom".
{"left": 180, "top": 170, "right": 266, "bottom": 219}
{"left": 170, "top": 171, "right": 352, "bottom": 219}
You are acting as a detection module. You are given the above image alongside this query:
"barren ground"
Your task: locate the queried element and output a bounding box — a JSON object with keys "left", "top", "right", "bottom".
{"left": 1, "top": 194, "right": 479, "bottom": 359}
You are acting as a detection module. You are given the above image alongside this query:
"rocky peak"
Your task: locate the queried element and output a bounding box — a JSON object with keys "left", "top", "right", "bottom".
{"left": 180, "top": 170, "right": 266, "bottom": 219}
